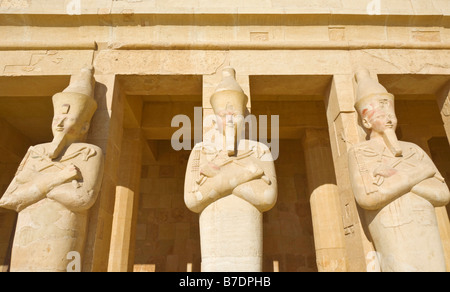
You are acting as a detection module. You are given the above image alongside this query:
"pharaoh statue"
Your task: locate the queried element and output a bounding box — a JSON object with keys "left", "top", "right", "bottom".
{"left": 0, "top": 67, "right": 104, "bottom": 272}
{"left": 348, "top": 69, "right": 450, "bottom": 272}
{"left": 184, "top": 67, "right": 277, "bottom": 272}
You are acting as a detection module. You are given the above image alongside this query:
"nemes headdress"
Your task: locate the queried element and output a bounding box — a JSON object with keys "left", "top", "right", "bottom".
{"left": 52, "top": 66, "right": 97, "bottom": 122}
{"left": 354, "top": 68, "right": 394, "bottom": 117}
{"left": 210, "top": 67, "right": 248, "bottom": 113}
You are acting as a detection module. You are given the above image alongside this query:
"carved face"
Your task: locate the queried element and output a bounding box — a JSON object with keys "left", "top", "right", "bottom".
{"left": 52, "top": 104, "right": 89, "bottom": 141}
{"left": 361, "top": 97, "right": 397, "bottom": 134}
{"left": 212, "top": 102, "right": 246, "bottom": 156}
{"left": 213, "top": 103, "right": 245, "bottom": 135}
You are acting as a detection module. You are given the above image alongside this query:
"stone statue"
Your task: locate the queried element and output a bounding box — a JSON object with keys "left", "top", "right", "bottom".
{"left": 184, "top": 67, "right": 277, "bottom": 272}
{"left": 348, "top": 69, "right": 450, "bottom": 272}
{"left": 0, "top": 67, "right": 104, "bottom": 272}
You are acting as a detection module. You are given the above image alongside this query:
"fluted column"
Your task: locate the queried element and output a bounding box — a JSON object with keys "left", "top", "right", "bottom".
{"left": 303, "top": 129, "right": 347, "bottom": 272}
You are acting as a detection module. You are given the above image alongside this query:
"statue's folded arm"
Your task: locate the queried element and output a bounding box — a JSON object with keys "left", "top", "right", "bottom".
{"left": 349, "top": 147, "right": 438, "bottom": 211}
{"left": 47, "top": 152, "right": 104, "bottom": 212}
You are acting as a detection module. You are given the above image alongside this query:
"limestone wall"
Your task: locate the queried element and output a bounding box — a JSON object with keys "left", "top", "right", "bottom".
{"left": 135, "top": 142, "right": 200, "bottom": 272}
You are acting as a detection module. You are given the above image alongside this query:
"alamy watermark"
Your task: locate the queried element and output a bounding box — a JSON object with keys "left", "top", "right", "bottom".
{"left": 66, "top": 251, "right": 81, "bottom": 272}
{"left": 171, "top": 108, "right": 280, "bottom": 161}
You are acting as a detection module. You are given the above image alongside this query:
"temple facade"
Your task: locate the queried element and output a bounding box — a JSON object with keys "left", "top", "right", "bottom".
{"left": 0, "top": 0, "right": 449, "bottom": 272}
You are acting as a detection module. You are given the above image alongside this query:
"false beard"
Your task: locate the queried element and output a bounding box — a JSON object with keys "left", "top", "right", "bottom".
{"left": 48, "top": 133, "right": 67, "bottom": 160}
{"left": 383, "top": 128, "right": 403, "bottom": 157}
{"left": 225, "top": 121, "right": 236, "bottom": 156}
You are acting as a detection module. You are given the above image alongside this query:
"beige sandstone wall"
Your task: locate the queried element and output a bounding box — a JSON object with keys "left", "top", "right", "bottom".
{"left": 264, "top": 139, "right": 317, "bottom": 272}
{"left": 134, "top": 142, "right": 201, "bottom": 272}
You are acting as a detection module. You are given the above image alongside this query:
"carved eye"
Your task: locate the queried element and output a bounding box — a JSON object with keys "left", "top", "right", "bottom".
{"left": 62, "top": 104, "right": 70, "bottom": 114}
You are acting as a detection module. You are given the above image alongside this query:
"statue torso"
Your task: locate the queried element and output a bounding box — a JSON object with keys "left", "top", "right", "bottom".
{"left": 10, "top": 142, "right": 100, "bottom": 272}
{"left": 352, "top": 140, "right": 446, "bottom": 271}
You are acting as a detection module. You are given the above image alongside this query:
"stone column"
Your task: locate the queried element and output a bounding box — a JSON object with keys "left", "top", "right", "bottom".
{"left": 84, "top": 74, "right": 124, "bottom": 272}
{"left": 108, "top": 129, "right": 142, "bottom": 272}
{"left": 303, "top": 129, "right": 347, "bottom": 272}
{"left": 436, "top": 82, "right": 450, "bottom": 271}
{"left": 325, "top": 74, "right": 375, "bottom": 271}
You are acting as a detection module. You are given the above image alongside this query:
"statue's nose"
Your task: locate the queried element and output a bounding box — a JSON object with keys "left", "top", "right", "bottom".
{"left": 57, "top": 117, "right": 66, "bottom": 127}
{"left": 386, "top": 115, "right": 395, "bottom": 124}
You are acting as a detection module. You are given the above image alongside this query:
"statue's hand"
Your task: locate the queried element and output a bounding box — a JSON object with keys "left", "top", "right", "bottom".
{"left": 209, "top": 161, "right": 264, "bottom": 195}
{"left": 59, "top": 164, "right": 81, "bottom": 182}
{"left": 236, "top": 163, "right": 264, "bottom": 185}
{"left": 200, "top": 162, "right": 221, "bottom": 178}
{"left": 373, "top": 164, "right": 397, "bottom": 178}
{"left": 408, "top": 162, "right": 436, "bottom": 184}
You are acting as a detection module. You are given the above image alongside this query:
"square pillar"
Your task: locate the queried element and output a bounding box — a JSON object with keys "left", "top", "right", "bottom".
{"left": 325, "top": 74, "right": 375, "bottom": 272}
{"left": 83, "top": 74, "right": 124, "bottom": 272}
{"left": 436, "top": 82, "right": 450, "bottom": 271}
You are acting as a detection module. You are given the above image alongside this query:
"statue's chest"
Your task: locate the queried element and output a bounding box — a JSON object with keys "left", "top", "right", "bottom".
{"left": 379, "top": 149, "right": 422, "bottom": 171}
{"left": 25, "top": 145, "right": 93, "bottom": 174}
{"left": 358, "top": 145, "right": 423, "bottom": 173}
